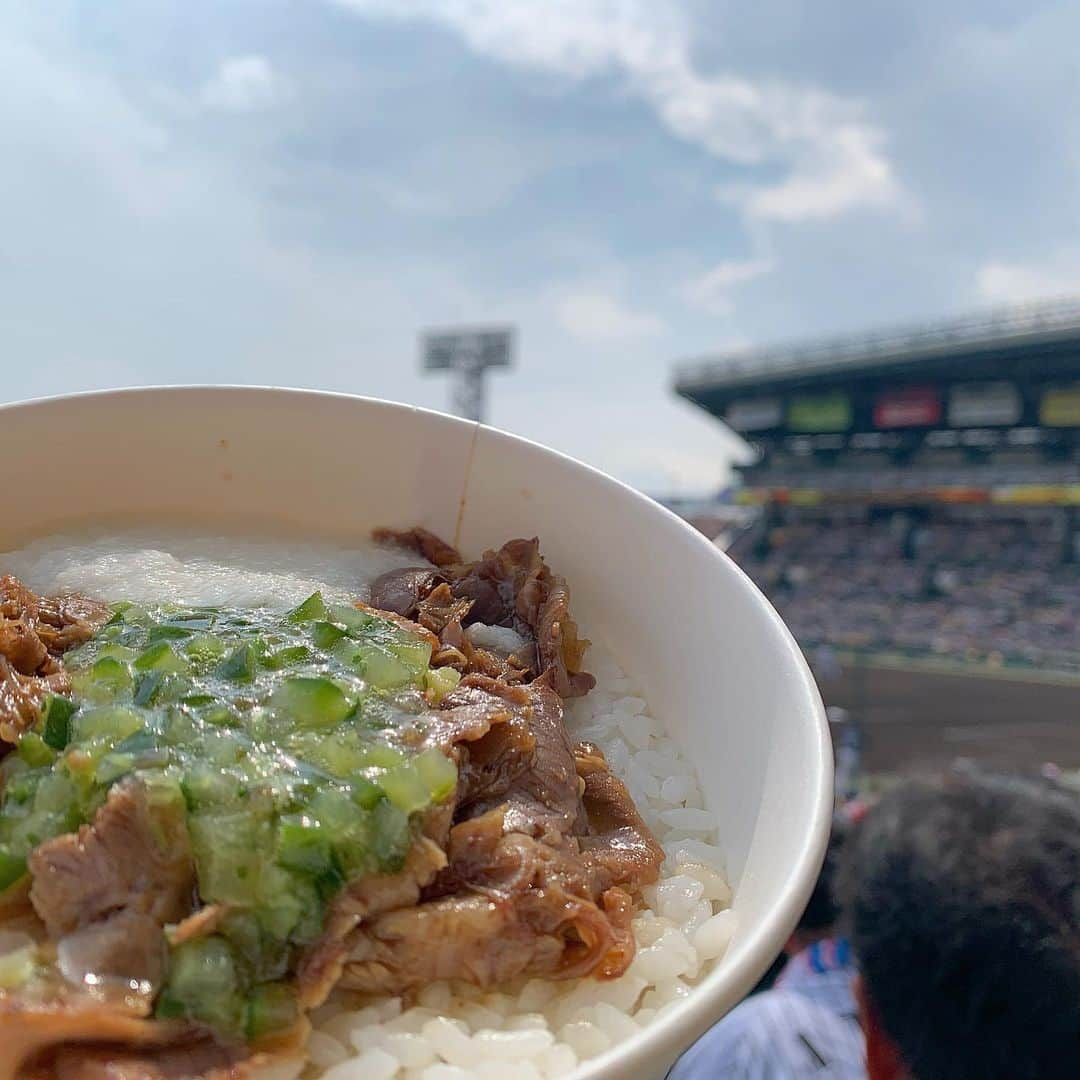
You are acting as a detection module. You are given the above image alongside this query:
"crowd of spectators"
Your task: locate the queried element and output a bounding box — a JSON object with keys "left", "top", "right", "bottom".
{"left": 735, "top": 510, "right": 1080, "bottom": 672}
{"left": 739, "top": 460, "right": 1080, "bottom": 493}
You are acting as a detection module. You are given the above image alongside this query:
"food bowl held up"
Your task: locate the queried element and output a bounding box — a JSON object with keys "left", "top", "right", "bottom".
{"left": 0, "top": 387, "right": 832, "bottom": 1079}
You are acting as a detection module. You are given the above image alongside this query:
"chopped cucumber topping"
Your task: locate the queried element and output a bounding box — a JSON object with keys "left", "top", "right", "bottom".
{"left": 40, "top": 694, "right": 77, "bottom": 751}
{"left": 0, "top": 943, "right": 36, "bottom": 990}
{"left": 270, "top": 676, "right": 351, "bottom": 729}
{"left": 1, "top": 593, "right": 459, "bottom": 1044}
{"left": 287, "top": 591, "right": 327, "bottom": 623}
{"left": 133, "top": 642, "right": 189, "bottom": 674}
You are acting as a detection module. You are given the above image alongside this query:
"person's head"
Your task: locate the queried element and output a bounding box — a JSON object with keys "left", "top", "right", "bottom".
{"left": 785, "top": 813, "right": 850, "bottom": 954}
{"left": 842, "top": 765, "right": 1080, "bottom": 1080}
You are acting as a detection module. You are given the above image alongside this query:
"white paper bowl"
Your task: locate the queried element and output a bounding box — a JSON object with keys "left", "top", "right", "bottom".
{"left": 0, "top": 387, "right": 832, "bottom": 1079}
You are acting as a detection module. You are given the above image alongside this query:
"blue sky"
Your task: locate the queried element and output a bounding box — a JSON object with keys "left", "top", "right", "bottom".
{"left": 3, "top": 1, "right": 1078, "bottom": 492}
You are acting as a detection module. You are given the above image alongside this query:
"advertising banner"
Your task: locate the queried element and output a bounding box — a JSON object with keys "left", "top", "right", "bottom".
{"left": 873, "top": 386, "right": 941, "bottom": 428}
{"left": 1040, "top": 386, "right": 1080, "bottom": 427}
{"left": 787, "top": 393, "right": 852, "bottom": 432}
{"left": 949, "top": 382, "right": 1021, "bottom": 426}
{"left": 724, "top": 398, "right": 782, "bottom": 432}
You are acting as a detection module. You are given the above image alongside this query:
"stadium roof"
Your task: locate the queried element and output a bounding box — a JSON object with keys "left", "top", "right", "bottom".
{"left": 674, "top": 295, "right": 1080, "bottom": 405}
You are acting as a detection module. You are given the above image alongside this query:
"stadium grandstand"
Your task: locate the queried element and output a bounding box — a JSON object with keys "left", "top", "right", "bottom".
{"left": 672, "top": 296, "right": 1080, "bottom": 777}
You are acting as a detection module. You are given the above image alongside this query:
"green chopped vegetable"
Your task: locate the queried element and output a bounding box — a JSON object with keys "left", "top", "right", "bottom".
{"left": 73, "top": 705, "right": 144, "bottom": 743}
{"left": 0, "top": 943, "right": 36, "bottom": 990}
{"left": 378, "top": 760, "right": 433, "bottom": 814}
{"left": 40, "top": 694, "right": 77, "bottom": 750}
{"left": 0, "top": 592, "right": 456, "bottom": 1044}
{"left": 0, "top": 847, "right": 27, "bottom": 892}
{"left": 216, "top": 642, "right": 258, "bottom": 682}
{"left": 158, "top": 936, "right": 246, "bottom": 1036}
{"left": 326, "top": 602, "right": 369, "bottom": 632}
{"left": 262, "top": 644, "right": 311, "bottom": 669}
{"left": 414, "top": 747, "right": 459, "bottom": 802}
{"left": 311, "top": 621, "right": 346, "bottom": 649}
{"left": 357, "top": 644, "right": 412, "bottom": 689}
{"left": 270, "top": 676, "right": 350, "bottom": 729}
{"left": 246, "top": 982, "right": 298, "bottom": 1040}
{"left": 424, "top": 665, "right": 461, "bottom": 702}
{"left": 185, "top": 633, "right": 228, "bottom": 666}
{"left": 17, "top": 732, "right": 55, "bottom": 769}
{"left": 287, "top": 591, "right": 327, "bottom": 623}
{"left": 276, "top": 814, "right": 334, "bottom": 877}
{"left": 146, "top": 624, "right": 195, "bottom": 644}
{"left": 133, "top": 642, "right": 188, "bottom": 674}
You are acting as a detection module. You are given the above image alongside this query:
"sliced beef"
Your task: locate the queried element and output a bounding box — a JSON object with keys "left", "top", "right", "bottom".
{"left": 295, "top": 686, "right": 519, "bottom": 1008}
{"left": 370, "top": 531, "right": 594, "bottom": 697}
{"left": 574, "top": 742, "right": 665, "bottom": 889}
{"left": 29, "top": 780, "right": 195, "bottom": 941}
{"left": 372, "top": 526, "right": 462, "bottom": 568}
{"left": 342, "top": 883, "right": 620, "bottom": 991}
{"left": 56, "top": 910, "right": 168, "bottom": 994}
{"left": 45, "top": 1036, "right": 250, "bottom": 1080}
{"left": 0, "top": 619, "right": 50, "bottom": 676}
{"left": 0, "top": 577, "right": 108, "bottom": 665}
{"left": 0, "top": 658, "right": 71, "bottom": 745}
{"left": 1, "top": 1005, "right": 169, "bottom": 1080}
{"left": 368, "top": 567, "right": 446, "bottom": 618}
{"left": 444, "top": 677, "right": 583, "bottom": 841}
{"left": 337, "top": 679, "right": 660, "bottom": 994}
{"left": 15, "top": 1012, "right": 299, "bottom": 1080}
{"left": 0, "top": 576, "right": 108, "bottom": 747}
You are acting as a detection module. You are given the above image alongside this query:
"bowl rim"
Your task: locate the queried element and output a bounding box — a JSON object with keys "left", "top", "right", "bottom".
{"left": 0, "top": 384, "right": 834, "bottom": 1076}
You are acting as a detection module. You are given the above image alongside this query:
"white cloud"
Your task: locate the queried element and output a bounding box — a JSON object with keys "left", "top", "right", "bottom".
{"left": 976, "top": 257, "right": 1080, "bottom": 304}
{"left": 332, "top": 0, "right": 900, "bottom": 223}
{"left": 555, "top": 290, "right": 665, "bottom": 343}
{"left": 742, "top": 124, "right": 897, "bottom": 222}
{"left": 683, "top": 256, "right": 774, "bottom": 314}
{"left": 201, "top": 55, "right": 283, "bottom": 112}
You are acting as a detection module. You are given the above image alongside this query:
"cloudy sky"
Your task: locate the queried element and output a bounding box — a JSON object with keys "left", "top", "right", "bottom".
{"left": 3, "top": 2, "right": 1078, "bottom": 492}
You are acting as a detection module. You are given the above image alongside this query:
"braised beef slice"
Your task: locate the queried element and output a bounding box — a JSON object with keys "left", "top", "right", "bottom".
{"left": 336, "top": 679, "right": 661, "bottom": 994}
{"left": 444, "top": 677, "right": 583, "bottom": 841}
{"left": 0, "top": 658, "right": 71, "bottom": 747}
{"left": 30, "top": 781, "right": 195, "bottom": 940}
{"left": 44, "top": 1036, "right": 249, "bottom": 1080}
{"left": 3, "top": 783, "right": 262, "bottom": 1079}
{"left": 368, "top": 567, "right": 446, "bottom": 617}
{"left": 0, "top": 576, "right": 108, "bottom": 746}
{"left": 369, "top": 532, "right": 594, "bottom": 697}
{"left": 295, "top": 687, "right": 518, "bottom": 1008}
{"left": 574, "top": 742, "right": 666, "bottom": 890}
{"left": 372, "top": 526, "right": 462, "bottom": 568}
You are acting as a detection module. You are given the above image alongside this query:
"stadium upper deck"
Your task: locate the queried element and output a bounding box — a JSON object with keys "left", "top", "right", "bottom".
{"left": 674, "top": 296, "right": 1080, "bottom": 505}
{"left": 675, "top": 295, "right": 1080, "bottom": 413}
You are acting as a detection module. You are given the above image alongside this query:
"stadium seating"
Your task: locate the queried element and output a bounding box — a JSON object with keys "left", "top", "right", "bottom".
{"left": 734, "top": 510, "right": 1080, "bottom": 673}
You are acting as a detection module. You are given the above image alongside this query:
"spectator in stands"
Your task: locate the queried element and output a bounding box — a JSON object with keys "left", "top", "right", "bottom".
{"left": 842, "top": 765, "right": 1080, "bottom": 1080}
{"left": 669, "top": 818, "right": 863, "bottom": 1079}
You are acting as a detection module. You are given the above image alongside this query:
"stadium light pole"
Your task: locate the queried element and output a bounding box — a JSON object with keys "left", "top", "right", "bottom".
{"left": 420, "top": 325, "right": 516, "bottom": 424}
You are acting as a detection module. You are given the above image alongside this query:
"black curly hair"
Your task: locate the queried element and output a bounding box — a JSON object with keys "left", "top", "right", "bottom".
{"left": 842, "top": 765, "right": 1080, "bottom": 1080}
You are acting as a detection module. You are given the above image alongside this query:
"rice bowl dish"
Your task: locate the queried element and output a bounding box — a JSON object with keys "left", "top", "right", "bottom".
{"left": 1, "top": 529, "right": 735, "bottom": 1080}
{"left": 0, "top": 387, "right": 832, "bottom": 1080}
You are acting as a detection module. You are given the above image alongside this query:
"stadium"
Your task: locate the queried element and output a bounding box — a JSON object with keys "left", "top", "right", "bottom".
{"left": 673, "top": 297, "right": 1080, "bottom": 781}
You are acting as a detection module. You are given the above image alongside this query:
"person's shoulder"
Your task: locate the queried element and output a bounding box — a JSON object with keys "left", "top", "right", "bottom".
{"left": 666, "top": 991, "right": 809, "bottom": 1076}
{"left": 667, "top": 989, "right": 864, "bottom": 1080}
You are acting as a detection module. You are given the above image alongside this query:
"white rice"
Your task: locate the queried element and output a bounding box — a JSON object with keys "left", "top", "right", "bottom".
{"left": 1, "top": 531, "right": 734, "bottom": 1080}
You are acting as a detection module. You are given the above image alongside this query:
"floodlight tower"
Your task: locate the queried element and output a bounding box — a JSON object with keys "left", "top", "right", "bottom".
{"left": 421, "top": 325, "right": 516, "bottom": 423}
